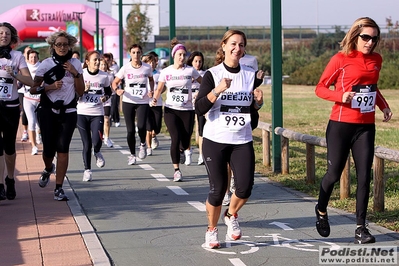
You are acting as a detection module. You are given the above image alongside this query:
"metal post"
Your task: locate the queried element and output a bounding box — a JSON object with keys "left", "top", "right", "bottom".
{"left": 118, "top": 0, "right": 123, "bottom": 67}
{"left": 87, "top": 0, "right": 103, "bottom": 52}
{"left": 271, "top": 0, "right": 283, "bottom": 173}
{"left": 169, "top": 0, "right": 175, "bottom": 64}
{"left": 73, "top": 11, "right": 85, "bottom": 62}
{"left": 101, "top": 28, "right": 105, "bottom": 53}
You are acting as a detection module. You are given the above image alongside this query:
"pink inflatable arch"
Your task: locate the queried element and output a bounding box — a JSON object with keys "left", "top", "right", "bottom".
{"left": 0, "top": 4, "right": 121, "bottom": 57}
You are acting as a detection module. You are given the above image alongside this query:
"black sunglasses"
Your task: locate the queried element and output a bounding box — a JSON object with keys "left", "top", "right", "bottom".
{"left": 358, "top": 34, "right": 379, "bottom": 43}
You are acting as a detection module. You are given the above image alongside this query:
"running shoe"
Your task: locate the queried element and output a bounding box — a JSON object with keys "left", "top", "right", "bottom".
{"left": 115, "top": 122, "right": 120, "bottom": 127}
{"left": 94, "top": 151, "right": 105, "bottom": 168}
{"left": 173, "top": 170, "right": 182, "bottom": 182}
{"left": 0, "top": 184, "right": 6, "bottom": 200}
{"left": 354, "top": 225, "right": 375, "bottom": 244}
{"left": 39, "top": 163, "right": 55, "bottom": 188}
{"left": 138, "top": 144, "right": 147, "bottom": 159}
{"left": 202, "top": 228, "right": 221, "bottom": 249}
{"left": 315, "top": 204, "right": 330, "bottom": 237}
{"left": 104, "top": 138, "right": 113, "bottom": 148}
{"left": 179, "top": 151, "right": 185, "bottom": 164}
{"left": 197, "top": 155, "right": 204, "bottom": 165}
{"left": 128, "top": 155, "right": 136, "bottom": 165}
{"left": 224, "top": 209, "right": 242, "bottom": 240}
{"left": 222, "top": 192, "right": 231, "bottom": 206}
{"left": 184, "top": 149, "right": 192, "bottom": 166}
{"left": 21, "top": 131, "right": 28, "bottom": 142}
{"left": 83, "top": 169, "right": 92, "bottom": 182}
{"left": 5, "top": 176, "right": 16, "bottom": 200}
{"left": 36, "top": 133, "right": 42, "bottom": 145}
{"left": 54, "top": 188, "right": 68, "bottom": 201}
{"left": 147, "top": 147, "right": 152, "bottom": 156}
{"left": 151, "top": 136, "right": 159, "bottom": 149}
{"left": 31, "top": 146, "right": 38, "bottom": 155}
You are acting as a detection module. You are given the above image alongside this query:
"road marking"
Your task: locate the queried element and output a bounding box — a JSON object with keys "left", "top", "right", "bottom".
{"left": 113, "top": 144, "right": 122, "bottom": 149}
{"left": 229, "top": 258, "right": 246, "bottom": 266}
{"left": 120, "top": 150, "right": 131, "bottom": 155}
{"left": 167, "top": 186, "right": 189, "bottom": 195}
{"left": 187, "top": 201, "right": 206, "bottom": 211}
{"left": 269, "top": 221, "right": 293, "bottom": 230}
{"left": 140, "top": 164, "right": 154, "bottom": 170}
{"left": 151, "top": 173, "right": 169, "bottom": 181}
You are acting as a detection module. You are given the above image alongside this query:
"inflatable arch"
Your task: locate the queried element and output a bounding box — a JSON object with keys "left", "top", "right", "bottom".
{"left": 0, "top": 4, "right": 121, "bottom": 58}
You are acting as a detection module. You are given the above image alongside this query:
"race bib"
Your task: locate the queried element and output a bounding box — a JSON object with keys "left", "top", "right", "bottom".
{"left": 0, "top": 77, "right": 14, "bottom": 100}
{"left": 167, "top": 87, "right": 189, "bottom": 106}
{"left": 83, "top": 90, "right": 102, "bottom": 106}
{"left": 126, "top": 83, "right": 146, "bottom": 99}
{"left": 219, "top": 105, "right": 251, "bottom": 132}
{"left": 351, "top": 84, "right": 376, "bottom": 113}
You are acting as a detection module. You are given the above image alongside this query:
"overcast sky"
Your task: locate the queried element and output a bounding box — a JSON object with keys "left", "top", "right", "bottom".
{"left": 2, "top": 0, "right": 399, "bottom": 28}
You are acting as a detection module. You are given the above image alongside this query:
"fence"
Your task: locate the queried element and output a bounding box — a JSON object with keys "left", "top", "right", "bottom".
{"left": 257, "top": 121, "right": 398, "bottom": 212}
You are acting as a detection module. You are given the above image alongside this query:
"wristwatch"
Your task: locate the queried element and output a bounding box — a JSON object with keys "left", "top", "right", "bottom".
{"left": 74, "top": 73, "right": 81, "bottom": 78}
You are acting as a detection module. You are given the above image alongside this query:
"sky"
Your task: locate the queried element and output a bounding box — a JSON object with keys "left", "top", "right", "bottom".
{"left": 1, "top": 0, "right": 399, "bottom": 28}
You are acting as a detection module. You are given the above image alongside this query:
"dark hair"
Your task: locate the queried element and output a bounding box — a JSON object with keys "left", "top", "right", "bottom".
{"left": 147, "top": 51, "right": 159, "bottom": 58}
{"left": 215, "top": 29, "right": 247, "bottom": 66}
{"left": 187, "top": 51, "right": 205, "bottom": 71}
{"left": 103, "top": 53, "right": 114, "bottom": 60}
{"left": 27, "top": 50, "right": 39, "bottom": 59}
{"left": 83, "top": 50, "right": 100, "bottom": 69}
{"left": 72, "top": 50, "right": 80, "bottom": 57}
{"left": 128, "top": 44, "right": 143, "bottom": 53}
{"left": 0, "top": 22, "right": 19, "bottom": 46}
{"left": 99, "top": 57, "right": 111, "bottom": 72}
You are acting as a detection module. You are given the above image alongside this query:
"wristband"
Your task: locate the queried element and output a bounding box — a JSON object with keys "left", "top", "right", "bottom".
{"left": 255, "top": 101, "right": 263, "bottom": 109}
{"left": 211, "top": 89, "right": 220, "bottom": 97}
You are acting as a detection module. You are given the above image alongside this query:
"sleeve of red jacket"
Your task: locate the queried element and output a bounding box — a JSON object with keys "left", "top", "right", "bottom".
{"left": 315, "top": 54, "right": 344, "bottom": 103}
{"left": 376, "top": 89, "right": 390, "bottom": 111}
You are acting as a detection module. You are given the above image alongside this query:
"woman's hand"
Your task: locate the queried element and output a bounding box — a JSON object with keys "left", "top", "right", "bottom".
{"left": 63, "top": 61, "right": 78, "bottom": 77}
{"left": 342, "top": 91, "right": 356, "bottom": 103}
{"left": 253, "top": 88, "right": 263, "bottom": 108}
{"left": 116, "top": 88, "right": 124, "bottom": 96}
{"left": 214, "top": 78, "right": 232, "bottom": 95}
{"left": 382, "top": 108, "right": 392, "bottom": 122}
{"left": 256, "top": 70, "right": 265, "bottom": 80}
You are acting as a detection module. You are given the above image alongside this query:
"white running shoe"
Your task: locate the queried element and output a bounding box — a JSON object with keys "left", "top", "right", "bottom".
{"left": 197, "top": 155, "right": 204, "bottom": 165}
{"left": 224, "top": 210, "right": 242, "bottom": 240}
{"left": 94, "top": 152, "right": 105, "bottom": 168}
{"left": 128, "top": 155, "right": 136, "bottom": 165}
{"left": 31, "top": 146, "right": 38, "bottom": 155}
{"left": 173, "top": 170, "right": 182, "bottom": 182}
{"left": 104, "top": 138, "right": 113, "bottom": 148}
{"left": 222, "top": 192, "right": 231, "bottom": 206}
{"left": 115, "top": 122, "right": 120, "bottom": 127}
{"left": 184, "top": 149, "right": 192, "bottom": 166}
{"left": 21, "top": 131, "right": 28, "bottom": 142}
{"left": 83, "top": 169, "right": 92, "bottom": 182}
{"left": 147, "top": 147, "right": 152, "bottom": 156}
{"left": 202, "top": 228, "right": 220, "bottom": 249}
{"left": 138, "top": 143, "right": 147, "bottom": 159}
{"left": 151, "top": 136, "right": 159, "bottom": 149}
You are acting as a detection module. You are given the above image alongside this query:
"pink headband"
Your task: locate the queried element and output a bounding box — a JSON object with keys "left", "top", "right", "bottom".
{"left": 171, "top": 44, "right": 186, "bottom": 57}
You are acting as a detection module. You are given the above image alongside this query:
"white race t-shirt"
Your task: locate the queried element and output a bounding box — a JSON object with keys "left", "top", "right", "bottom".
{"left": 24, "top": 61, "right": 41, "bottom": 101}
{"left": 158, "top": 65, "right": 200, "bottom": 111}
{"left": 0, "top": 50, "right": 28, "bottom": 102}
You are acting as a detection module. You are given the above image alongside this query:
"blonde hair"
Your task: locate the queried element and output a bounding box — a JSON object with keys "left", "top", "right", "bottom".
{"left": 214, "top": 29, "right": 247, "bottom": 66}
{"left": 46, "top": 31, "right": 77, "bottom": 53}
{"left": 340, "top": 17, "right": 380, "bottom": 55}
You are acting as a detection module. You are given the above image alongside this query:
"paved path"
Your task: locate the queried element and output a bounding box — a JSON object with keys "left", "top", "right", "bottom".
{"left": 1, "top": 121, "right": 399, "bottom": 266}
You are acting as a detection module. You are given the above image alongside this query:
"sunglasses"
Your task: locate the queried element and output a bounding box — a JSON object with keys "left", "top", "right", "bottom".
{"left": 54, "top": 43, "right": 69, "bottom": 48}
{"left": 358, "top": 34, "right": 379, "bottom": 43}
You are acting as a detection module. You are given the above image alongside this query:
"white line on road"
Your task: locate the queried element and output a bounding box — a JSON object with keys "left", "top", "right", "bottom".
{"left": 113, "top": 144, "right": 122, "bottom": 149}
{"left": 140, "top": 164, "right": 154, "bottom": 170}
{"left": 151, "top": 173, "right": 170, "bottom": 181}
{"left": 229, "top": 258, "right": 247, "bottom": 266}
{"left": 167, "top": 186, "right": 189, "bottom": 195}
{"left": 120, "top": 150, "right": 131, "bottom": 155}
{"left": 187, "top": 201, "right": 206, "bottom": 211}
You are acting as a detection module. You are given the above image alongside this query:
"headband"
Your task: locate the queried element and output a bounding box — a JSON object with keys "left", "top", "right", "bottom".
{"left": 171, "top": 44, "right": 186, "bottom": 58}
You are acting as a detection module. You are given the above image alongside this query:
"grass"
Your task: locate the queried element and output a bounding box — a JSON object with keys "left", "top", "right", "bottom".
{"left": 252, "top": 84, "right": 399, "bottom": 232}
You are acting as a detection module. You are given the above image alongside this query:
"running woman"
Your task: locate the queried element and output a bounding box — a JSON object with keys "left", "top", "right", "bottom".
{"left": 112, "top": 44, "right": 154, "bottom": 165}
{"left": 151, "top": 38, "right": 202, "bottom": 182}
{"left": 31, "top": 31, "right": 84, "bottom": 201}
{"left": 314, "top": 17, "right": 392, "bottom": 244}
{"left": 195, "top": 30, "right": 265, "bottom": 248}
{"left": 77, "top": 51, "right": 112, "bottom": 182}
{"left": 99, "top": 57, "right": 115, "bottom": 148}
{"left": 0, "top": 22, "right": 34, "bottom": 201}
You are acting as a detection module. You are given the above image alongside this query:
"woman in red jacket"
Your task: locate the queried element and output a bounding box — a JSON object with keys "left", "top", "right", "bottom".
{"left": 314, "top": 17, "right": 392, "bottom": 244}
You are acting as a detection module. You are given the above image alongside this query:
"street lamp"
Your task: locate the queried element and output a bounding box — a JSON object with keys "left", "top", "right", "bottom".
{"left": 87, "top": 0, "right": 103, "bottom": 52}
{"left": 73, "top": 11, "right": 85, "bottom": 61}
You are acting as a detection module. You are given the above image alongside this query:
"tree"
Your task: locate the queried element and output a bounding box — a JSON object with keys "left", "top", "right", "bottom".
{"left": 125, "top": 4, "right": 153, "bottom": 49}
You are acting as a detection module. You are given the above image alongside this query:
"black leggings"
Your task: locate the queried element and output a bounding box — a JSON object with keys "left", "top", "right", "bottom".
{"left": 317, "top": 120, "right": 375, "bottom": 226}
{"left": 110, "top": 94, "right": 120, "bottom": 123}
{"left": 19, "top": 93, "right": 28, "bottom": 126}
{"left": 163, "top": 107, "right": 195, "bottom": 164}
{"left": 203, "top": 138, "right": 255, "bottom": 206}
{"left": 77, "top": 115, "right": 104, "bottom": 169}
{"left": 122, "top": 102, "right": 149, "bottom": 155}
{"left": 0, "top": 105, "right": 20, "bottom": 156}
{"left": 146, "top": 106, "right": 163, "bottom": 134}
